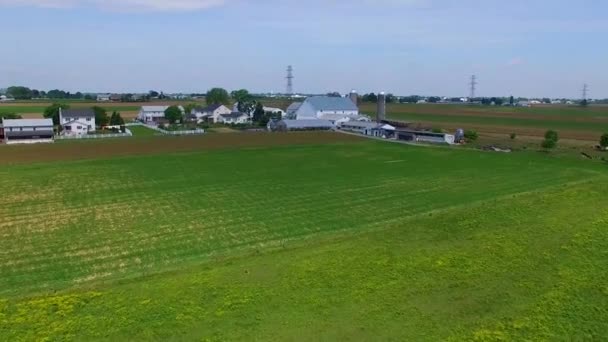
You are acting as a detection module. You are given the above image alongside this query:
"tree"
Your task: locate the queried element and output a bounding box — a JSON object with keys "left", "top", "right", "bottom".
{"left": 326, "top": 92, "right": 341, "bottom": 97}
{"left": 581, "top": 99, "right": 589, "bottom": 107}
{"left": 0, "top": 112, "right": 22, "bottom": 119}
{"left": 230, "top": 89, "right": 252, "bottom": 103}
{"left": 542, "top": 98, "right": 551, "bottom": 104}
{"left": 464, "top": 130, "right": 479, "bottom": 142}
{"left": 599, "top": 133, "right": 608, "bottom": 148}
{"left": 252, "top": 102, "right": 265, "bottom": 123}
{"left": 362, "top": 93, "right": 378, "bottom": 103}
{"left": 164, "top": 106, "right": 183, "bottom": 124}
{"left": 509, "top": 96, "right": 515, "bottom": 106}
{"left": 47, "top": 89, "right": 68, "bottom": 99}
{"left": 510, "top": 133, "right": 517, "bottom": 140}
{"left": 6, "top": 86, "right": 33, "bottom": 100}
{"left": 238, "top": 100, "right": 257, "bottom": 115}
{"left": 206, "top": 88, "right": 230, "bottom": 106}
{"left": 542, "top": 130, "right": 559, "bottom": 149}
{"left": 183, "top": 103, "right": 198, "bottom": 117}
{"left": 109, "top": 111, "right": 125, "bottom": 126}
{"left": 43, "top": 103, "right": 70, "bottom": 125}
{"left": 92, "top": 106, "right": 110, "bottom": 127}
{"left": 149, "top": 90, "right": 160, "bottom": 98}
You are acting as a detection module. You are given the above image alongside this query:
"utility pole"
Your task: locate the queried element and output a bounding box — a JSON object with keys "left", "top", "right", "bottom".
{"left": 582, "top": 83, "right": 589, "bottom": 101}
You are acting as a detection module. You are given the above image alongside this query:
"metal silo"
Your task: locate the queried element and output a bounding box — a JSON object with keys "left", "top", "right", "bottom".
{"left": 349, "top": 90, "right": 358, "bottom": 106}
{"left": 377, "top": 92, "right": 386, "bottom": 123}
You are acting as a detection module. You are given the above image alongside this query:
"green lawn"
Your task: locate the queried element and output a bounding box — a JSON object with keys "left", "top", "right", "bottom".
{"left": 0, "top": 140, "right": 607, "bottom": 340}
{"left": 128, "top": 125, "right": 159, "bottom": 137}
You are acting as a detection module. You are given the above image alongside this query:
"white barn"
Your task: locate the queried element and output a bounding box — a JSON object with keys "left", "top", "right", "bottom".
{"left": 294, "top": 96, "right": 359, "bottom": 120}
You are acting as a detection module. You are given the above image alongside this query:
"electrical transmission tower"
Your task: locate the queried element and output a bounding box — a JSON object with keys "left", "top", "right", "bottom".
{"left": 286, "top": 65, "right": 294, "bottom": 95}
{"left": 469, "top": 75, "right": 477, "bottom": 100}
{"left": 582, "top": 83, "right": 589, "bottom": 100}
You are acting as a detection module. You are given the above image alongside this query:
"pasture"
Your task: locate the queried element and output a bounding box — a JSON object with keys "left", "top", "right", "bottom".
{"left": 1, "top": 134, "right": 607, "bottom": 340}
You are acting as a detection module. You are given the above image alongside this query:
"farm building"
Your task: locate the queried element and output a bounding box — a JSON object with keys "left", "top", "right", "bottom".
{"left": 138, "top": 106, "right": 185, "bottom": 123}
{"left": 285, "top": 102, "right": 302, "bottom": 119}
{"left": 263, "top": 106, "right": 286, "bottom": 118}
{"left": 340, "top": 121, "right": 395, "bottom": 137}
{"left": 96, "top": 94, "right": 111, "bottom": 102}
{"left": 191, "top": 104, "right": 231, "bottom": 123}
{"left": 59, "top": 108, "right": 96, "bottom": 135}
{"left": 395, "top": 129, "right": 456, "bottom": 145}
{"left": 218, "top": 112, "right": 250, "bottom": 125}
{"left": 292, "top": 96, "right": 359, "bottom": 120}
{"left": 1, "top": 119, "right": 54, "bottom": 144}
{"left": 269, "top": 119, "right": 334, "bottom": 132}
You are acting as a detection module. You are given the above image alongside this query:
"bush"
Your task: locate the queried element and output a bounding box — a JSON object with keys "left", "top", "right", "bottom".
{"left": 464, "top": 130, "right": 478, "bottom": 142}
{"left": 510, "top": 133, "right": 517, "bottom": 140}
{"left": 600, "top": 133, "right": 608, "bottom": 148}
{"left": 541, "top": 139, "right": 557, "bottom": 149}
{"left": 542, "top": 130, "right": 559, "bottom": 149}
{"left": 545, "top": 130, "right": 559, "bottom": 142}
{"left": 431, "top": 128, "right": 443, "bottom": 133}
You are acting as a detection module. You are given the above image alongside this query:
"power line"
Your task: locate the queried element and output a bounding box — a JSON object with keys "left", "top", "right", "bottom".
{"left": 286, "top": 65, "right": 294, "bottom": 95}
{"left": 469, "top": 75, "right": 477, "bottom": 99}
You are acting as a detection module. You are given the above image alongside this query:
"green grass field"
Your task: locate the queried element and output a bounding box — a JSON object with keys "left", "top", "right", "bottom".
{"left": 1, "top": 138, "right": 607, "bottom": 340}
{"left": 128, "top": 125, "right": 159, "bottom": 136}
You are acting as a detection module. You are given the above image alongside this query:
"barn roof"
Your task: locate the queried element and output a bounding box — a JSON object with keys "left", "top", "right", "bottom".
{"left": 281, "top": 119, "right": 334, "bottom": 129}
{"left": 2, "top": 118, "right": 54, "bottom": 127}
{"left": 304, "top": 96, "right": 358, "bottom": 112}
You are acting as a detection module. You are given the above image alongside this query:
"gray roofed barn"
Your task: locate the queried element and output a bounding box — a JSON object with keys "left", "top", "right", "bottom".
{"left": 305, "top": 96, "right": 358, "bottom": 112}
{"left": 1, "top": 118, "right": 54, "bottom": 128}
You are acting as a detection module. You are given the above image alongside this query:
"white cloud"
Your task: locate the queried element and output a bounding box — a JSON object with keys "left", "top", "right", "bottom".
{"left": 0, "top": 0, "right": 227, "bottom": 11}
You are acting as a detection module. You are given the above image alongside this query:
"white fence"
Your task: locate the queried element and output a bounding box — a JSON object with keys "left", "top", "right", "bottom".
{"left": 56, "top": 129, "right": 133, "bottom": 140}
{"left": 127, "top": 122, "right": 205, "bottom": 136}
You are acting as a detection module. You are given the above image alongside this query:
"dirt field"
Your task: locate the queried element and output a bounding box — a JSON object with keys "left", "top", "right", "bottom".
{"left": 0, "top": 132, "right": 365, "bottom": 165}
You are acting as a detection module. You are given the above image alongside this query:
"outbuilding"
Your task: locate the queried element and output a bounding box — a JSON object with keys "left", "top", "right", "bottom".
{"left": 271, "top": 119, "right": 335, "bottom": 132}
{"left": 1, "top": 119, "right": 54, "bottom": 144}
{"left": 396, "top": 129, "right": 455, "bottom": 145}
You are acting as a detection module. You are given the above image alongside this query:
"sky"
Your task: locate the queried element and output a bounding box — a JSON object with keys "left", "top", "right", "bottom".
{"left": 0, "top": 0, "right": 607, "bottom": 98}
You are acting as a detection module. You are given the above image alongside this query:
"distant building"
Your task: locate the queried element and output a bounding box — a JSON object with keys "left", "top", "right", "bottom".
{"left": 285, "top": 102, "right": 302, "bottom": 119}
{"left": 109, "top": 94, "right": 122, "bottom": 102}
{"left": 269, "top": 119, "right": 334, "bottom": 132}
{"left": 97, "top": 94, "right": 111, "bottom": 102}
{"left": 293, "top": 96, "right": 359, "bottom": 120}
{"left": 191, "top": 104, "right": 231, "bottom": 123}
{"left": 59, "top": 108, "right": 96, "bottom": 135}
{"left": 517, "top": 101, "right": 531, "bottom": 107}
{"left": 138, "top": 106, "right": 184, "bottom": 123}
{"left": 1, "top": 119, "right": 54, "bottom": 144}
{"left": 263, "top": 106, "right": 286, "bottom": 118}
{"left": 395, "top": 129, "right": 455, "bottom": 145}
{"left": 218, "top": 112, "right": 250, "bottom": 125}
{"left": 339, "top": 121, "right": 395, "bottom": 137}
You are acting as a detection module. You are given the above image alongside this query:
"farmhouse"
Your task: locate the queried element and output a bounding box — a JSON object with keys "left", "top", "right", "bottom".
{"left": 59, "top": 108, "right": 96, "bottom": 135}
{"left": 293, "top": 96, "right": 359, "bottom": 120}
{"left": 340, "top": 121, "right": 395, "bottom": 137}
{"left": 218, "top": 112, "right": 250, "bottom": 125}
{"left": 138, "top": 106, "right": 185, "bottom": 123}
{"left": 97, "top": 94, "right": 111, "bottom": 102}
{"left": 0, "top": 118, "right": 54, "bottom": 144}
{"left": 191, "top": 104, "right": 231, "bottom": 123}
{"left": 270, "top": 119, "right": 334, "bottom": 132}
{"left": 395, "top": 129, "right": 455, "bottom": 145}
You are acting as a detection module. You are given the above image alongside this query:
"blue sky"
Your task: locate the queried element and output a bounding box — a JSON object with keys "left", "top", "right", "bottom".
{"left": 0, "top": 0, "right": 607, "bottom": 98}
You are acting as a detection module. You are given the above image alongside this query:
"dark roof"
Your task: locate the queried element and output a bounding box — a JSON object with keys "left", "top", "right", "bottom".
{"left": 220, "top": 112, "right": 248, "bottom": 119}
{"left": 61, "top": 108, "right": 95, "bottom": 118}
{"left": 195, "top": 104, "right": 223, "bottom": 113}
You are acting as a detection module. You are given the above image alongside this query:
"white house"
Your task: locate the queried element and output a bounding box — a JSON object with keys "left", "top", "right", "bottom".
{"left": 96, "top": 94, "right": 111, "bottom": 102}
{"left": 59, "top": 108, "right": 96, "bottom": 135}
{"left": 138, "top": 106, "right": 184, "bottom": 123}
{"left": 191, "top": 104, "right": 231, "bottom": 123}
{"left": 218, "top": 112, "right": 250, "bottom": 125}
{"left": 293, "top": 96, "right": 359, "bottom": 120}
